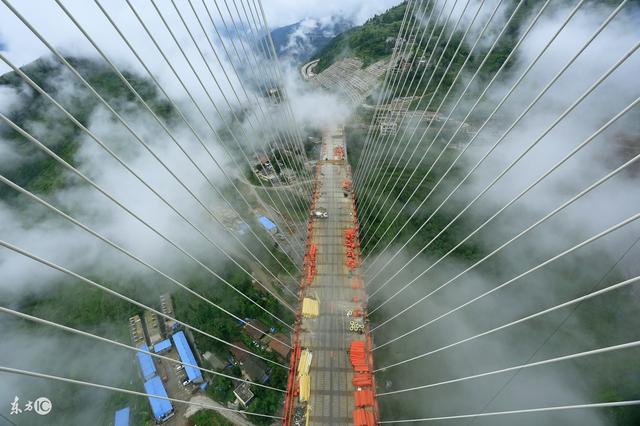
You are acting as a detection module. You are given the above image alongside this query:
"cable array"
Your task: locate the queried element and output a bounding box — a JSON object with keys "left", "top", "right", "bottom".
{"left": 0, "top": 0, "right": 638, "bottom": 424}
{"left": 350, "top": 0, "right": 639, "bottom": 423}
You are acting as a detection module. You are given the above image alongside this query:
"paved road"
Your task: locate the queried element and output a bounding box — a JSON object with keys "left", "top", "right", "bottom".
{"left": 185, "top": 395, "right": 252, "bottom": 426}
{"left": 301, "top": 59, "right": 319, "bottom": 80}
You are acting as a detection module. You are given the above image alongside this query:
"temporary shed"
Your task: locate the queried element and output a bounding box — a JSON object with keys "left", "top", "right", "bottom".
{"left": 136, "top": 344, "right": 156, "bottom": 381}
{"left": 153, "top": 339, "right": 171, "bottom": 354}
{"left": 144, "top": 376, "right": 173, "bottom": 422}
{"left": 172, "top": 331, "right": 203, "bottom": 383}
{"left": 258, "top": 216, "right": 277, "bottom": 234}
{"left": 302, "top": 298, "right": 319, "bottom": 318}
{"left": 114, "top": 406, "right": 130, "bottom": 426}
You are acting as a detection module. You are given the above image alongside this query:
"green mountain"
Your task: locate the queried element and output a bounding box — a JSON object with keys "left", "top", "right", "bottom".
{"left": 314, "top": 2, "right": 407, "bottom": 72}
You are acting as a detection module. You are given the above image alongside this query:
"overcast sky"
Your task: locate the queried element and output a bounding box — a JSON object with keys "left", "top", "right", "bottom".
{"left": 261, "top": 0, "right": 403, "bottom": 27}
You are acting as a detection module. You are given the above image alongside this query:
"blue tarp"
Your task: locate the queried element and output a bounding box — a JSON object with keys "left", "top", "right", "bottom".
{"left": 114, "top": 407, "right": 130, "bottom": 426}
{"left": 154, "top": 339, "right": 171, "bottom": 353}
{"left": 172, "top": 331, "right": 203, "bottom": 383}
{"left": 136, "top": 344, "right": 156, "bottom": 380}
{"left": 258, "top": 216, "right": 277, "bottom": 231}
{"left": 143, "top": 376, "right": 172, "bottom": 421}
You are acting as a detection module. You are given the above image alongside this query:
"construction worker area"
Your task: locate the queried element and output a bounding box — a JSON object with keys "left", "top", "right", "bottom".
{"left": 283, "top": 128, "right": 378, "bottom": 426}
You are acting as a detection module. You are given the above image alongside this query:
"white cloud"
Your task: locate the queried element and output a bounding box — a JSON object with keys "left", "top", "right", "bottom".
{"left": 261, "top": 0, "right": 403, "bottom": 27}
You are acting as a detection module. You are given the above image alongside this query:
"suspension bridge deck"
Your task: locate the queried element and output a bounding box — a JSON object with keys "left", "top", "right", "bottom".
{"left": 283, "top": 128, "right": 378, "bottom": 426}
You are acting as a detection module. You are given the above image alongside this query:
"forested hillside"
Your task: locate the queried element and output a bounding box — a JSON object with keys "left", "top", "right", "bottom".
{"left": 314, "top": 2, "right": 408, "bottom": 72}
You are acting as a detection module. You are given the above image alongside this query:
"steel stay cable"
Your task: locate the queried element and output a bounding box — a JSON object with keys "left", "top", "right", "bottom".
{"left": 378, "top": 338, "right": 640, "bottom": 395}
{"left": 2, "top": 1, "right": 300, "bottom": 304}
{"left": 373, "top": 207, "right": 640, "bottom": 345}
{"left": 0, "top": 239, "right": 289, "bottom": 369}
{"left": 357, "top": 0, "right": 446, "bottom": 195}
{"left": 357, "top": 0, "right": 458, "bottom": 207}
{"left": 54, "top": 0, "right": 300, "bottom": 297}
{"left": 156, "top": 0, "right": 308, "bottom": 234}
{"left": 198, "top": 0, "right": 313, "bottom": 199}
{"left": 183, "top": 0, "right": 313, "bottom": 198}
{"left": 123, "top": 0, "right": 305, "bottom": 257}
{"left": 362, "top": 0, "right": 596, "bottom": 276}
{"left": 3, "top": 0, "right": 294, "bottom": 278}
{"left": 374, "top": 274, "right": 640, "bottom": 371}
{"left": 0, "top": 173, "right": 293, "bottom": 348}
{"left": 353, "top": 0, "right": 418, "bottom": 184}
{"left": 355, "top": 0, "right": 429, "bottom": 189}
{"left": 0, "top": 306, "right": 285, "bottom": 391}
{"left": 370, "top": 96, "right": 640, "bottom": 335}
{"left": 206, "top": 0, "right": 312, "bottom": 198}
{"left": 377, "top": 400, "right": 640, "bottom": 423}
{"left": 167, "top": 0, "right": 311, "bottom": 246}
{"left": 230, "top": 0, "right": 315, "bottom": 203}
{"left": 0, "top": 110, "right": 295, "bottom": 328}
{"left": 254, "top": 0, "right": 314, "bottom": 169}
{"left": 352, "top": 0, "right": 415, "bottom": 181}
{"left": 357, "top": 0, "right": 445, "bottom": 208}
{"left": 91, "top": 0, "right": 304, "bottom": 278}
{"left": 214, "top": 0, "right": 311, "bottom": 201}
{"left": 242, "top": 0, "right": 310, "bottom": 162}
{"left": 471, "top": 231, "right": 640, "bottom": 418}
{"left": 122, "top": 2, "right": 308, "bottom": 267}
{"left": 357, "top": 0, "right": 456, "bottom": 224}
{"left": 359, "top": 0, "right": 514, "bottom": 246}
{"left": 367, "top": 12, "right": 635, "bottom": 295}
{"left": 145, "top": 0, "right": 309, "bottom": 252}
{"left": 0, "top": 53, "right": 296, "bottom": 311}
{"left": 208, "top": 0, "right": 314, "bottom": 220}
{"left": 0, "top": 366, "right": 284, "bottom": 419}
{"left": 354, "top": 0, "right": 427, "bottom": 185}
{"left": 361, "top": 0, "right": 588, "bottom": 262}
{"left": 370, "top": 93, "right": 640, "bottom": 323}
{"left": 359, "top": 0, "right": 499, "bottom": 241}
{"left": 357, "top": 0, "right": 474, "bottom": 225}
{"left": 370, "top": 96, "right": 640, "bottom": 330}
{"left": 358, "top": 0, "right": 477, "bottom": 225}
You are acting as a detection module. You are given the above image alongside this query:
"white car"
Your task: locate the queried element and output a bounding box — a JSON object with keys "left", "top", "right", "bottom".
{"left": 313, "top": 208, "right": 328, "bottom": 219}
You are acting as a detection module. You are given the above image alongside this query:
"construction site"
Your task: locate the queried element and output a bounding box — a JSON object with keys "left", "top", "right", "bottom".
{"left": 282, "top": 127, "right": 378, "bottom": 425}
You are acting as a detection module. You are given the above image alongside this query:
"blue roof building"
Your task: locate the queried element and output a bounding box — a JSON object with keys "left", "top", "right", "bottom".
{"left": 143, "top": 376, "right": 173, "bottom": 422}
{"left": 114, "top": 407, "right": 130, "bottom": 426}
{"left": 136, "top": 344, "right": 156, "bottom": 380}
{"left": 154, "top": 339, "right": 171, "bottom": 354}
{"left": 172, "top": 331, "right": 203, "bottom": 383}
{"left": 258, "top": 216, "right": 277, "bottom": 233}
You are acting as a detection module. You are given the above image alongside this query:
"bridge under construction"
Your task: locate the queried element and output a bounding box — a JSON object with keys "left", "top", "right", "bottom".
{"left": 283, "top": 127, "right": 378, "bottom": 426}
{"left": 0, "top": 0, "right": 639, "bottom": 425}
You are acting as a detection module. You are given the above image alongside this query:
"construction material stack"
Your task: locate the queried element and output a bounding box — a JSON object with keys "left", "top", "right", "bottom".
{"left": 282, "top": 127, "right": 378, "bottom": 425}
